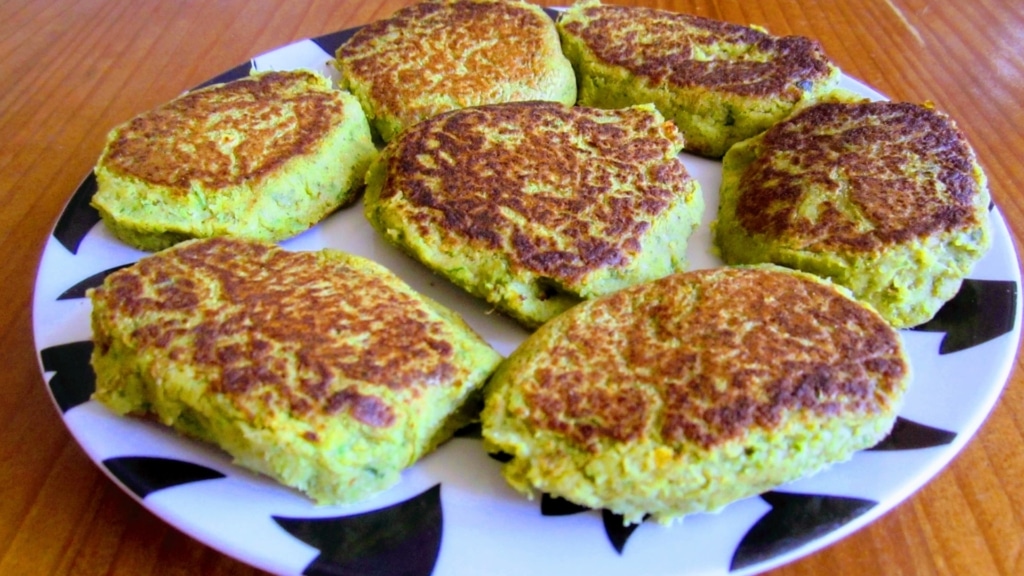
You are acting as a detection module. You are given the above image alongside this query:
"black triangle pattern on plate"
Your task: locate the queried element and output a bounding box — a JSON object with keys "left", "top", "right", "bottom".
{"left": 867, "top": 416, "right": 956, "bottom": 451}
{"left": 104, "top": 456, "right": 226, "bottom": 499}
{"left": 274, "top": 484, "right": 443, "bottom": 576}
{"left": 451, "top": 421, "right": 482, "bottom": 439}
{"left": 39, "top": 340, "right": 95, "bottom": 413}
{"left": 909, "top": 279, "right": 1017, "bottom": 354}
{"left": 310, "top": 27, "right": 361, "bottom": 58}
{"left": 730, "top": 491, "right": 876, "bottom": 572}
{"left": 52, "top": 172, "right": 100, "bottom": 255}
{"left": 601, "top": 510, "right": 646, "bottom": 554}
{"left": 57, "top": 263, "right": 134, "bottom": 300}
{"left": 541, "top": 495, "right": 649, "bottom": 554}
{"left": 487, "top": 451, "right": 513, "bottom": 463}
{"left": 194, "top": 61, "right": 253, "bottom": 90}
{"left": 540, "top": 493, "right": 590, "bottom": 516}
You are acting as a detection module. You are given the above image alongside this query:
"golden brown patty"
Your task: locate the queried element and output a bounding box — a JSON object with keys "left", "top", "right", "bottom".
{"left": 93, "top": 70, "right": 376, "bottom": 251}
{"left": 482, "top": 265, "right": 910, "bottom": 524}
{"left": 715, "top": 99, "right": 991, "bottom": 327}
{"left": 336, "top": 0, "right": 576, "bottom": 142}
{"left": 557, "top": 0, "right": 840, "bottom": 157}
{"left": 364, "top": 100, "right": 703, "bottom": 328}
{"left": 101, "top": 72, "right": 343, "bottom": 190}
{"left": 90, "top": 237, "right": 502, "bottom": 504}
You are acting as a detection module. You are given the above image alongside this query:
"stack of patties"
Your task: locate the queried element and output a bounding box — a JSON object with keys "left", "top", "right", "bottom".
{"left": 363, "top": 100, "right": 704, "bottom": 328}
{"left": 335, "top": 0, "right": 577, "bottom": 142}
{"left": 714, "top": 96, "right": 992, "bottom": 328}
{"left": 89, "top": 237, "right": 503, "bottom": 504}
{"left": 92, "top": 70, "right": 377, "bottom": 251}
{"left": 557, "top": 0, "right": 840, "bottom": 157}
{"left": 482, "top": 265, "right": 910, "bottom": 525}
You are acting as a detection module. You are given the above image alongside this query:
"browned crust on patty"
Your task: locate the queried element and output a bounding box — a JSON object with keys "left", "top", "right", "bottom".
{"left": 516, "top": 267, "right": 907, "bottom": 451}
{"left": 338, "top": 0, "right": 562, "bottom": 124}
{"left": 100, "top": 70, "right": 345, "bottom": 191}
{"left": 559, "top": 3, "right": 835, "bottom": 99}
{"left": 374, "top": 101, "right": 691, "bottom": 285}
{"left": 736, "top": 101, "right": 986, "bottom": 252}
{"left": 90, "top": 237, "right": 463, "bottom": 428}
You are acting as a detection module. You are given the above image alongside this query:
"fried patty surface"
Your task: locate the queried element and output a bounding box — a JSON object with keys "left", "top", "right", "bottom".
{"left": 93, "top": 70, "right": 377, "bottom": 251}
{"left": 482, "top": 265, "right": 909, "bottom": 524}
{"left": 90, "top": 237, "right": 502, "bottom": 504}
{"left": 364, "top": 100, "right": 703, "bottom": 328}
{"left": 715, "top": 98, "right": 991, "bottom": 327}
{"left": 558, "top": 0, "right": 840, "bottom": 157}
{"left": 336, "top": 0, "right": 576, "bottom": 142}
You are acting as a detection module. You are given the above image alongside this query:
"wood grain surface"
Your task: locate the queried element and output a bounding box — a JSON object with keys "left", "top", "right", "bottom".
{"left": 2, "top": 0, "right": 1022, "bottom": 574}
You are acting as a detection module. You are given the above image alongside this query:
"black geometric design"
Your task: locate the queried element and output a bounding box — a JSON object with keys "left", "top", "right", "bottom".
{"left": 910, "top": 279, "right": 1017, "bottom": 354}
{"left": 104, "top": 456, "right": 226, "bottom": 499}
{"left": 540, "top": 493, "right": 590, "bottom": 516}
{"left": 601, "top": 509, "right": 645, "bottom": 554}
{"left": 539, "top": 494, "right": 648, "bottom": 554}
{"left": 868, "top": 416, "right": 956, "bottom": 451}
{"left": 730, "top": 491, "right": 876, "bottom": 572}
{"left": 194, "top": 61, "right": 253, "bottom": 89}
{"left": 58, "top": 263, "right": 134, "bottom": 300}
{"left": 311, "top": 28, "right": 360, "bottom": 58}
{"left": 274, "top": 484, "right": 443, "bottom": 576}
{"left": 52, "top": 172, "right": 100, "bottom": 255}
{"left": 487, "top": 451, "right": 513, "bottom": 463}
{"left": 39, "top": 340, "right": 95, "bottom": 413}
{"left": 451, "top": 421, "right": 482, "bottom": 439}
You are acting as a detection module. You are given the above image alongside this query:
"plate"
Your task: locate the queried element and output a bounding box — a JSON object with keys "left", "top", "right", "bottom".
{"left": 33, "top": 22, "right": 1022, "bottom": 576}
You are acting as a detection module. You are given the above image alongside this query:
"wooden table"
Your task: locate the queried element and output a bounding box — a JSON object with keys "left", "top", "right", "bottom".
{"left": 3, "top": 1, "right": 1022, "bottom": 574}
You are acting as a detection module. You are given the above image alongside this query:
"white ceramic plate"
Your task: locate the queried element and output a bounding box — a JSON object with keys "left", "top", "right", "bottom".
{"left": 33, "top": 24, "right": 1022, "bottom": 576}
